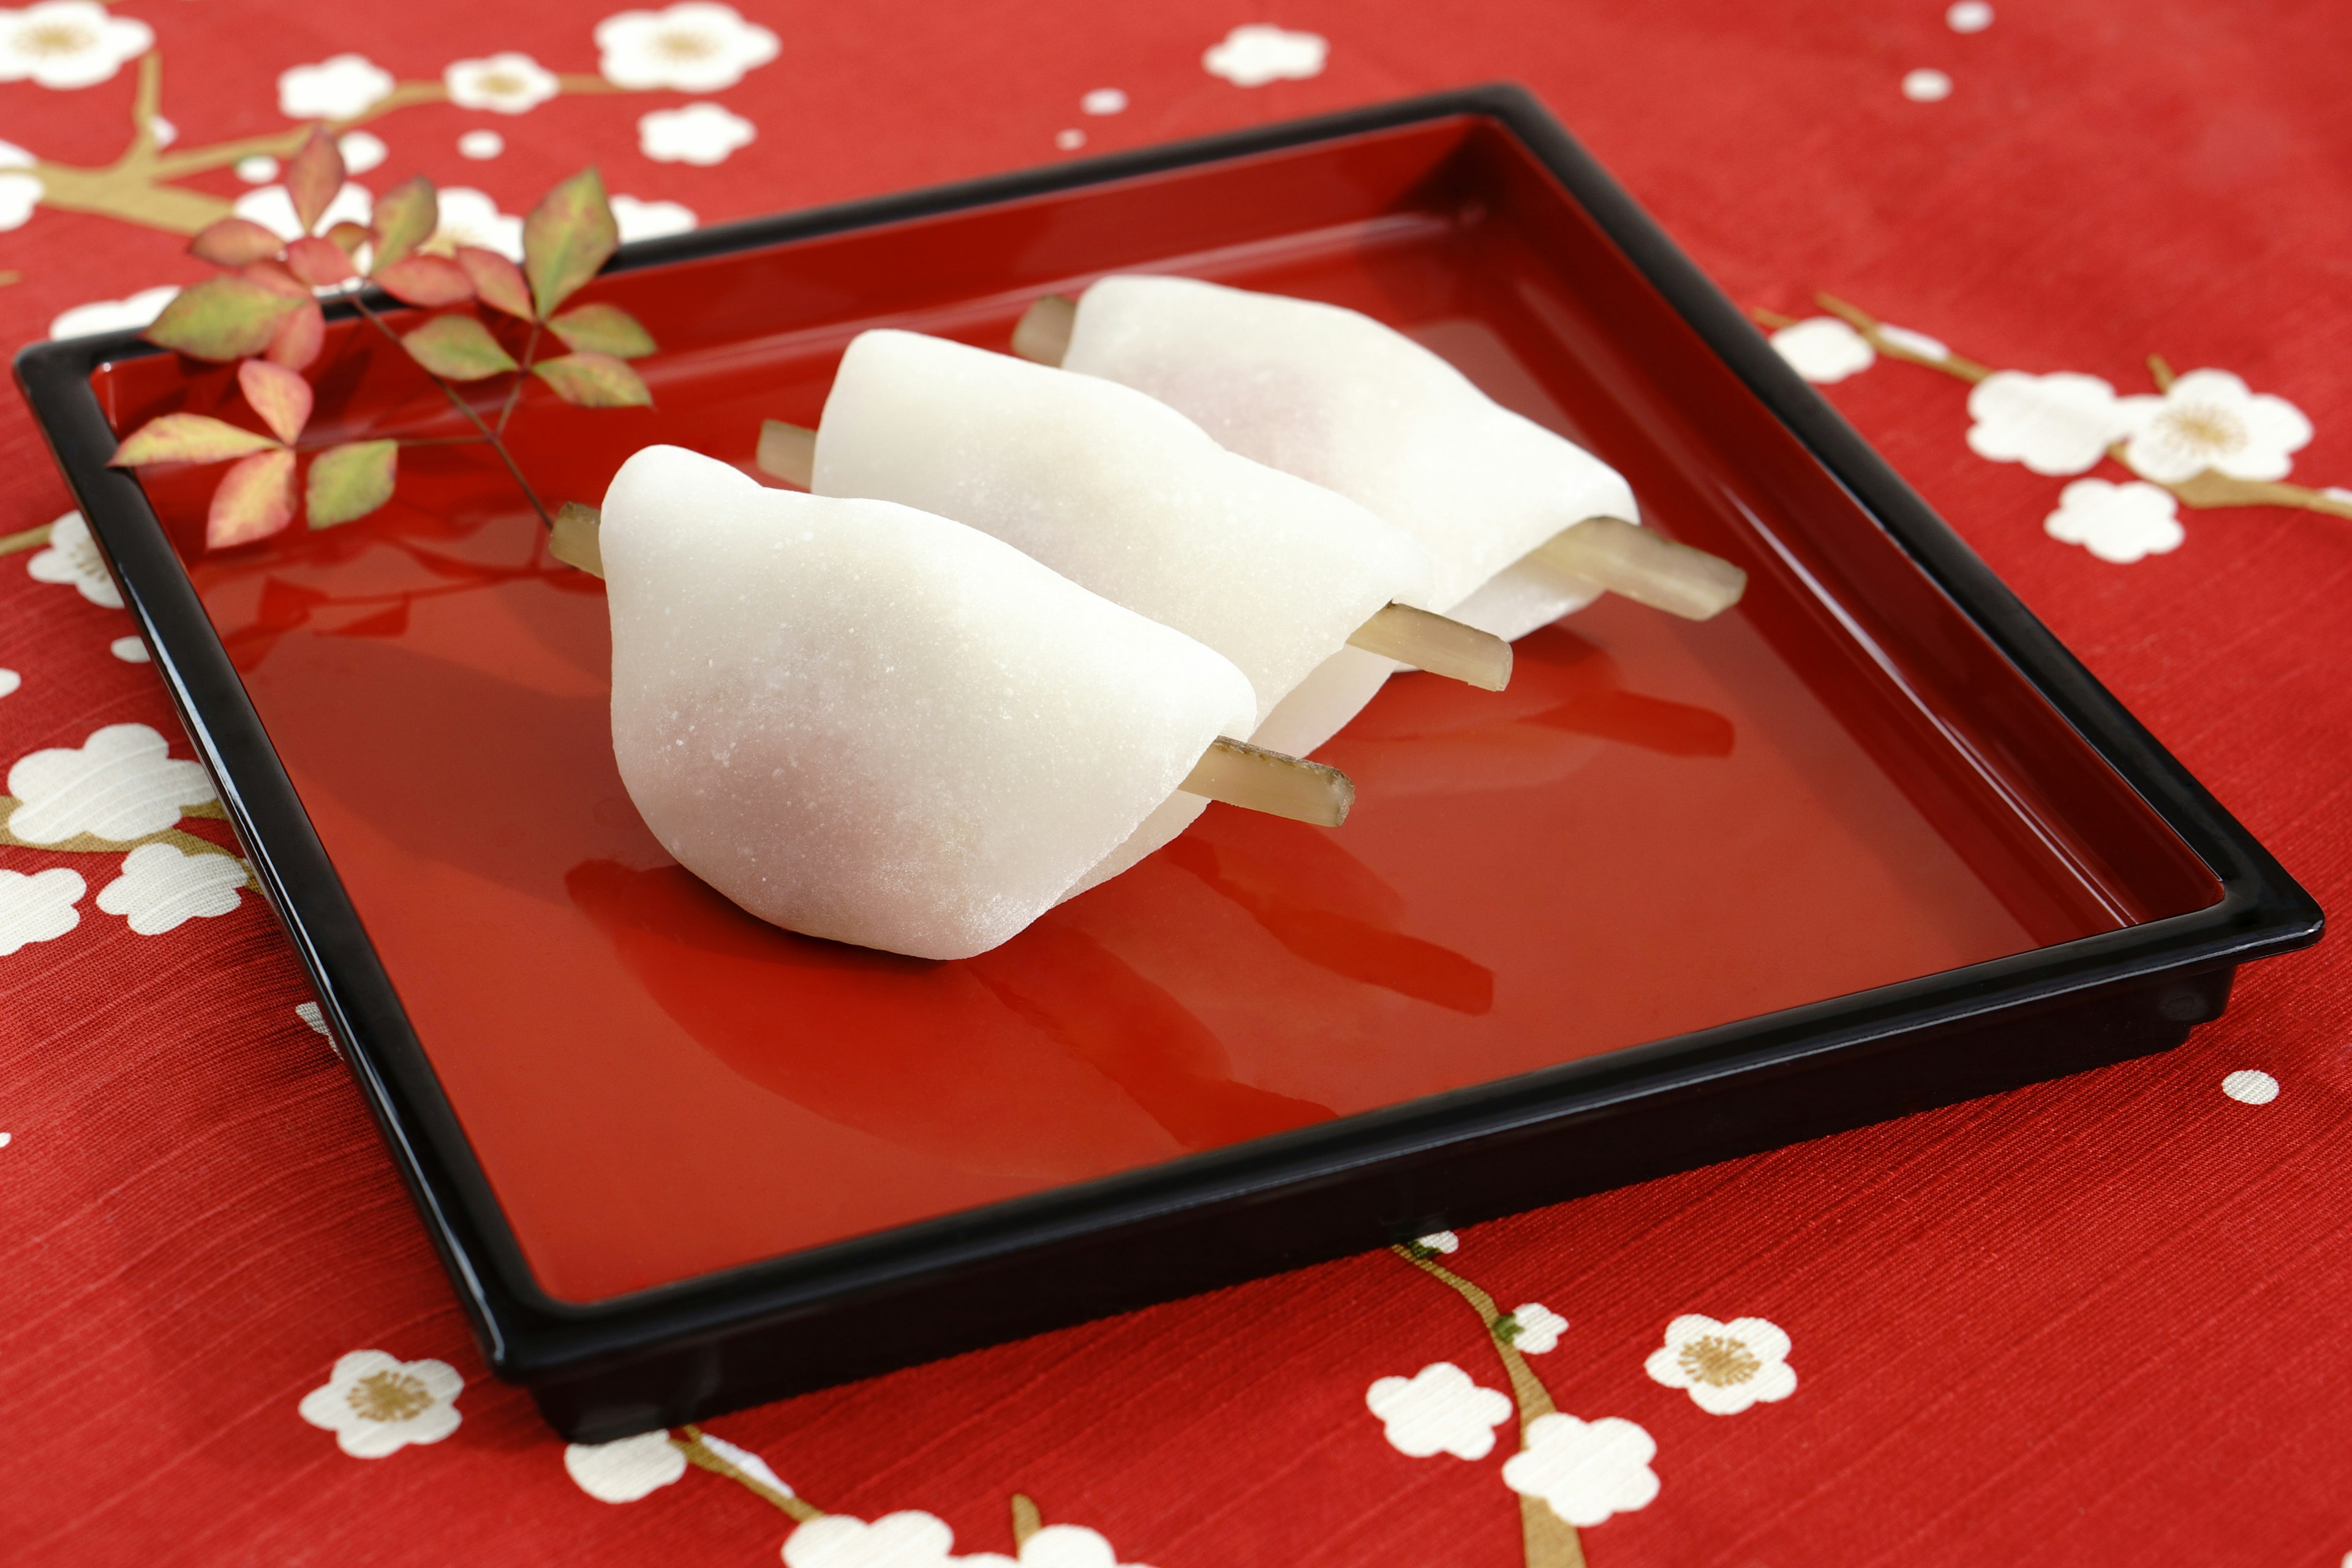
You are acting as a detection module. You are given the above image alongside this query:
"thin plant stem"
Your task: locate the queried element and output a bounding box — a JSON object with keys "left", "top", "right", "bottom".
{"left": 349, "top": 295, "right": 554, "bottom": 530}
{"left": 497, "top": 319, "right": 542, "bottom": 435}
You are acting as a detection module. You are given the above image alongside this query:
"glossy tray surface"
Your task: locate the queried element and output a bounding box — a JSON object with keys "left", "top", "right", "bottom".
{"left": 77, "top": 110, "right": 2232, "bottom": 1305}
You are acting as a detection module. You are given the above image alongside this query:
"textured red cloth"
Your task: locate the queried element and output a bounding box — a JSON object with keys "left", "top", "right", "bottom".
{"left": 3, "top": 1, "right": 2348, "bottom": 1563}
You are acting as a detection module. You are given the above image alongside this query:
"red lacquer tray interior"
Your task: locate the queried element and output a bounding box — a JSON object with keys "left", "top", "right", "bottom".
{"left": 94, "top": 117, "right": 2222, "bottom": 1303}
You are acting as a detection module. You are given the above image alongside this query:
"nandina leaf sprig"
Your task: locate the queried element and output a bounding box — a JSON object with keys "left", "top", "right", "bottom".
{"left": 110, "top": 128, "right": 657, "bottom": 551}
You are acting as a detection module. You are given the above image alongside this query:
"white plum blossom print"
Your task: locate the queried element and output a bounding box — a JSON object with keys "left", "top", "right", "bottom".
{"left": 1365, "top": 1362, "right": 1512, "bottom": 1460}
{"left": 235, "top": 154, "right": 278, "bottom": 183}
{"left": 445, "top": 51, "right": 559, "bottom": 115}
{"left": 609, "top": 192, "right": 696, "bottom": 240}
{"left": 1645, "top": 1314, "right": 1797, "bottom": 1414}
{"left": 2222, "top": 1069, "right": 2280, "bottom": 1104}
{"left": 0, "top": 866, "right": 83, "bottom": 956}
{"left": 296, "top": 999, "right": 338, "bottom": 1055}
{"left": 6, "top": 723, "right": 217, "bottom": 844}
{"left": 300, "top": 1351, "right": 462, "bottom": 1457}
{"left": 1500, "top": 1412, "right": 1660, "bottom": 1528}
{"left": 422, "top": 186, "right": 523, "bottom": 259}
{"left": 109, "top": 635, "right": 148, "bottom": 663}
{"left": 638, "top": 100, "right": 753, "bottom": 165}
{"left": 337, "top": 130, "right": 388, "bottom": 174}
{"left": 1203, "top": 24, "right": 1327, "bottom": 86}
{"left": 235, "top": 180, "right": 372, "bottom": 243}
{"left": 26, "top": 510, "right": 122, "bottom": 605}
{"left": 597, "top": 2, "right": 779, "bottom": 92}
{"left": 1966, "top": 370, "right": 2132, "bottom": 475}
{"left": 1080, "top": 88, "right": 1127, "bottom": 115}
{"left": 1413, "top": 1229, "right": 1459, "bottom": 1254}
{"left": 1948, "top": 1, "right": 1994, "bottom": 31}
{"left": 2043, "top": 477, "right": 2184, "bottom": 564}
{"left": 565, "top": 1431, "right": 688, "bottom": 1502}
{"left": 784, "top": 1511, "right": 1001, "bottom": 1568}
{"left": 1017, "top": 1524, "right": 1155, "bottom": 1567}
{"left": 278, "top": 53, "right": 396, "bottom": 120}
{"left": 0, "top": 139, "right": 37, "bottom": 230}
{"left": 1902, "top": 68, "right": 1953, "bottom": 102}
{"left": 0, "top": 668, "right": 17, "bottom": 698}
{"left": 0, "top": 1, "right": 151, "bottom": 89}
{"left": 51, "top": 284, "right": 179, "bottom": 341}
{"left": 2117, "top": 369, "right": 2312, "bottom": 483}
{"left": 96, "top": 842, "right": 244, "bottom": 935}
{"left": 1502, "top": 1302, "right": 1567, "bottom": 1354}
{"left": 1877, "top": 323, "right": 1951, "bottom": 361}
{"left": 1771, "top": 317, "right": 1874, "bottom": 383}
{"left": 458, "top": 129, "right": 504, "bottom": 160}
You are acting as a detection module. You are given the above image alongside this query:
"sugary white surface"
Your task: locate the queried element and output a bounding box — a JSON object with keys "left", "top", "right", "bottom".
{"left": 1447, "top": 554, "right": 1608, "bottom": 643}
{"left": 600, "top": 446, "right": 1256, "bottom": 959}
{"left": 1065, "top": 274, "right": 1640, "bottom": 612}
{"left": 816, "top": 330, "right": 1431, "bottom": 731}
{"left": 1251, "top": 646, "right": 1399, "bottom": 760}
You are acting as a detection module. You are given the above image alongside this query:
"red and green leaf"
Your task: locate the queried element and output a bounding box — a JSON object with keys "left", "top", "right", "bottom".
{"left": 110, "top": 413, "right": 282, "bottom": 468}
{"left": 238, "top": 258, "right": 312, "bottom": 299}
{"left": 401, "top": 315, "right": 521, "bottom": 381}
{"left": 326, "top": 221, "right": 372, "bottom": 262}
{"left": 547, "top": 302, "right": 655, "bottom": 359}
{"left": 265, "top": 300, "right": 326, "bottom": 371}
{"left": 305, "top": 440, "right": 399, "bottom": 528}
{"left": 373, "top": 254, "right": 475, "bottom": 307}
{"left": 206, "top": 448, "right": 298, "bottom": 549}
{"left": 238, "top": 359, "right": 314, "bottom": 445}
{"left": 522, "top": 168, "right": 619, "bottom": 320}
{"left": 371, "top": 177, "right": 438, "bottom": 273}
{"left": 531, "top": 351, "right": 651, "bottom": 407}
{"left": 284, "top": 127, "right": 345, "bottom": 237}
{"left": 143, "top": 276, "right": 304, "bottom": 361}
{"left": 187, "top": 217, "right": 285, "bottom": 269}
{"left": 454, "top": 246, "right": 533, "bottom": 321}
{"left": 284, "top": 235, "right": 357, "bottom": 288}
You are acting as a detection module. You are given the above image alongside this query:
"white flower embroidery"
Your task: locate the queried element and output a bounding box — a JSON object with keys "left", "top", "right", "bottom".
{"left": 0, "top": 668, "right": 17, "bottom": 698}
{"left": 0, "top": 866, "right": 83, "bottom": 956}
{"left": 234, "top": 180, "right": 372, "bottom": 242}
{"left": 609, "top": 192, "right": 696, "bottom": 241}
{"left": 1503, "top": 1302, "right": 1567, "bottom": 1354}
{"left": 0, "top": 146, "right": 37, "bottom": 230}
{"left": 1202, "top": 23, "right": 1326, "bottom": 86}
{"left": 1966, "top": 370, "right": 2132, "bottom": 475}
{"left": 26, "top": 509, "right": 123, "bottom": 605}
{"left": 1771, "top": 317, "right": 1874, "bottom": 383}
{"left": 638, "top": 100, "right": 754, "bottom": 165}
{"left": 2117, "top": 369, "right": 2313, "bottom": 483}
{"left": 458, "top": 129, "right": 504, "bottom": 160}
{"left": 1948, "top": 1, "right": 1994, "bottom": 31}
{"left": 2043, "top": 478, "right": 2183, "bottom": 564}
{"left": 109, "top": 635, "right": 147, "bottom": 662}
{"left": 0, "top": 1, "right": 151, "bottom": 90}
{"left": 278, "top": 53, "right": 396, "bottom": 120}
{"left": 235, "top": 154, "right": 278, "bottom": 184}
{"left": 96, "top": 842, "right": 244, "bottom": 935}
{"left": 1365, "top": 1362, "right": 1512, "bottom": 1460}
{"left": 1644, "top": 1314, "right": 1797, "bottom": 1414}
{"left": 784, "top": 1511, "right": 1009, "bottom": 1568}
{"left": 1877, "top": 323, "right": 1950, "bottom": 361}
{"left": 8, "top": 723, "right": 216, "bottom": 844}
{"left": 1017, "top": 1524, "right": 1153, "bottom": 1567}
{"left": 2222, "top": 1069, "right": 2279, "bottom": 1104}
{"left": 1413, "top": 1229, "right": 1458, "bottom": 1254}
{"left": 1080, "top": 87, "right": 1126, "bottom": 115}
{"left": 565, "top": 1431, "right": 688, "bottom": 1501}
{"left": 445, "top": 51, "right": 559, "bottom": 115}
{"left": 1054, "top": 129, "right": 1085, "bottom": 152}
{"left": 1902, "top": 67, "right": 1953, "bottom": 102}
{"left": 298, "top": 1350, "right": 463, "bottom": 1457}
{"left": 422, "top": 186, "right": 523, "bottom": 259}
{"left": 296, "top": 998, "right": 339, "bottom": 1055}
{"left": 597, "top": 2, "right": 778, "bottom": 92}
{"left": 338, "top": 130, "right": 387, "bottom": 173}
{"left": 1500, "top": 1413, "right": 1660, "bottom": 1527}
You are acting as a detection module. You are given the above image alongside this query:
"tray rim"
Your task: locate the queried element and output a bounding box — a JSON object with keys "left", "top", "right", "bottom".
{"left": 14, "top": 82, "right": 2322, "bottom": 1385}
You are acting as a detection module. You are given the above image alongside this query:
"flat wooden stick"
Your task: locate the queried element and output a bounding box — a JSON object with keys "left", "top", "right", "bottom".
{"left": 1181, "top": 736, "right": 1352, "bottom": 826}
{"left": 757, "top": 418, "right": 816, "bottom": 488}
{"left": 1347, "top": 603, "right": 1510, "bottom": 690}
{"left": 1012, "top": 294, "right": 1077, "bottom": 367}
{"left": 1534, "top": 517, "right": 1746, "bottom": 621}
{"left": 549, "top": 500, "right": 604, "bottom": 577}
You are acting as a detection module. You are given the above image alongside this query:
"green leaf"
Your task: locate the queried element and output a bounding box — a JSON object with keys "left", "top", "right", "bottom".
{"left": 532, "top": 351, "right": 650, "bottom": 408}
{"left": 306, "top": 440, "right": 399, "bottom": 528}
{"left": 143, "top": 276, "right": 304, "bottom": 361}
{"left": 374, "top": 255, "right": 475, "bottom": 307}
{"left": 548, "top": 500, "right": 603, "bottom": 576}
{"left": 548, "top": 302, "right": 655, "bottom": 359}
{"left": 284, "top": 235, "right": 356, "bottom": 288}
{"left": 207, "top": 448, "right": 298, "bottom": 549}
{"left": 285, "top": 126, "right": 345, "bottom": 236}
{"left": 454, "top": 246, "right": 533, "bottom": 321}
{"left": 110, "top": 412, "right": 282, "bottom": 468}
{"left": 187, "top": 217, "right": 285, "bottom": 268}
{"left": 371, "top": 176, "right": 438, "bottom": 272}
{"left": 237, "top": 359, "right": 313, "bottom": 444}
{"left": 401, "top": 315, "right": 521, "bottom": 381}
{"left": 522, "top": 168, "right": 619, "bottom": 320}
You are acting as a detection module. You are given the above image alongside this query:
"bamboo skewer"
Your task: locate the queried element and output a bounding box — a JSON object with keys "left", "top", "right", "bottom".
{"left": 1009, "top": 293, "right": 1751, "bottom": 624}
{"left": 547, "top": 502, "right": 1357, "bottom": 829}
{"left": 755, "top": 418, "right": 1514, "bottom": 691}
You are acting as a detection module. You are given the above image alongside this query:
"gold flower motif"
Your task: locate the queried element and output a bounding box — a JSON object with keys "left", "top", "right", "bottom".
{"left": 17, "top": 20, "right": 93, "bottom": 55}
{"left": 347, "top": 1368, "right": 435, "bottom": 1423}
{"left": 1676, "top": 1334, "right": 1762, "bottom": 1387}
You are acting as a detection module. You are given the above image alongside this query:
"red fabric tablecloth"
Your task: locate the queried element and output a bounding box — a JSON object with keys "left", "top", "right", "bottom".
{"left": 4, "top": 2, "right": 2347, "bottom": 1562}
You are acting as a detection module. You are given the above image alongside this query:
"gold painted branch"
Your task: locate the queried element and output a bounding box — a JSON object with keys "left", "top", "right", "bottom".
{"left": 672, "top": 1426, "right": 822, "bottom": 1524}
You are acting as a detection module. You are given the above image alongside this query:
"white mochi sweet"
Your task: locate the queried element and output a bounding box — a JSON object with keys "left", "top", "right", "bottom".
{"left": 601, "top": 445, "right": 1257, "bottom": 960}
{"left": 815, "top": 329, "right": 1433, "bottom": 735}
{"left": 1062, "top": 273, "right": 1641, "bottom": 615}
